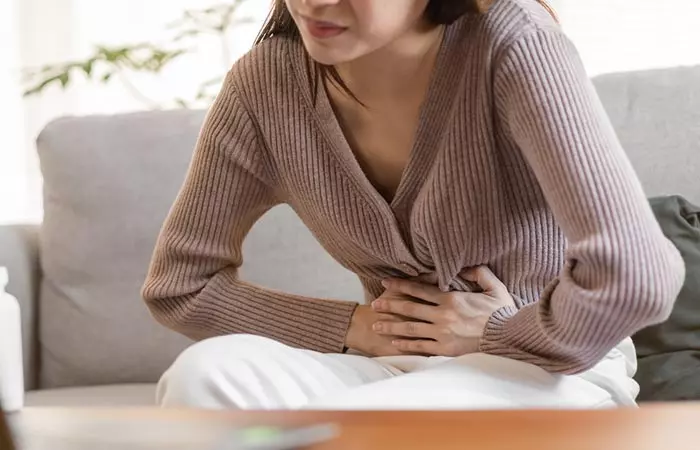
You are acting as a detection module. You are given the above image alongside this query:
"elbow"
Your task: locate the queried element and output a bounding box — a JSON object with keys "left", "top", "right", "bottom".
{"left": 554, "top": 241, "right": 684, "bottom": 375}
{"left": 141, "top": 277, "right": 166, "bottom": 321}
{"left": 141, "top": 280, "right": 207, "bottom": 341}
{"left": 142, "top": 287, "right": 184, "bottom": 329}
{"left": 142, "top": 291, "right": 177, "bottom": 327}
{"left": 629, "top": 238, "right": 685, "bottom": 329}
{"left": 530, "top": 342, "right": 614, "bottom": 375}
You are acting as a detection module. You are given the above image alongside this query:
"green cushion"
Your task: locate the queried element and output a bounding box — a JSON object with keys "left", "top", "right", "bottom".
{"left": 633, "top": 195, "right": 700, "bottom": 401}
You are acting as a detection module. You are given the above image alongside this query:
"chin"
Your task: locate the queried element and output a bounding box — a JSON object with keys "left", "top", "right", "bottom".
{"left": 307, "top": 52, "right": 345, "bottom": 66}
{"left": 301, "top": 39, "right": 360, "bottom": 66}
{"left": 304, "top": 48, "right": 347, "bottom": 66}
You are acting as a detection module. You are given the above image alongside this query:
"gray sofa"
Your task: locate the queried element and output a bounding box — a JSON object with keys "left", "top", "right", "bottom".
{"left": 1, "top": 65, "right": 699, "bottom": 407}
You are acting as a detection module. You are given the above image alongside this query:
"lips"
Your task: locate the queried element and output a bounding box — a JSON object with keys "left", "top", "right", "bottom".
{"left": 301, "top": 16, "right": 348, "bottom": 39}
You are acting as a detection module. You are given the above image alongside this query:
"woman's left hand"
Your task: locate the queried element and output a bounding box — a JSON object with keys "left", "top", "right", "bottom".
{"left": 372, "top": 266, "right": 516, "bottom": 356}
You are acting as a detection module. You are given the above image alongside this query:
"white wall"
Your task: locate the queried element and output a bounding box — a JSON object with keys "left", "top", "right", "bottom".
{"left": 554, "top": 0, "right": 700, "bottom": 75}
{"left": 1, "top": 0, "right": 700, "bottom": 224}
{"left": 0, "top": 0, "right": 29, "bottom": 223}
{"left": 64, "top": 0, "right": 268, "bottom": 113}
{"left": 1, "top": 0, "right": 270, "bottom": 224}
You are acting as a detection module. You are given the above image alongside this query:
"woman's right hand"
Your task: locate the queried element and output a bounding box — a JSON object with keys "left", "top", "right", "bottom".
{"left": 345, "top": 304, "right": 405, "bottom": 356}
{"left": 346, "top": 286, "right": 429, "bottom": 356}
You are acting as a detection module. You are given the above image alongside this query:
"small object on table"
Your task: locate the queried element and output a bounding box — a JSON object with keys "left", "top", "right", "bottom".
{"left": 0, "top": 267, "right": 25, "bottom": 413}
{"left": 216, "top": 424, "right": 339, "bottom": 450}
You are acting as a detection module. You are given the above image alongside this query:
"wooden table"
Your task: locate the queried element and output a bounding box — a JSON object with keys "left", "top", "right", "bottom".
{"left": 11, "top": 404, "right": 700, "bottom": 450}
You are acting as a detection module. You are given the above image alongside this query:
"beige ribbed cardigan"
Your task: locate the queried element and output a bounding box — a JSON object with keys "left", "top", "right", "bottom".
{"left": 143, "top": 0, "right": 684, "bottom": 373}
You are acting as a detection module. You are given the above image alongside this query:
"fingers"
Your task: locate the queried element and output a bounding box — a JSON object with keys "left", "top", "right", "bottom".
{"left": 460, "top": 266, "right": 505, "bottom": 292}
{"left": 382, "top": 278, "right": 442, "bottom": 304}
{"left": 391, "top": 339, "right": 442, "bottom": 355}
{"left": 373, "top": 321, "right": 437, "bottom": 339}
{"left": 371, "top": 298, "right": 440, "bottom": 322}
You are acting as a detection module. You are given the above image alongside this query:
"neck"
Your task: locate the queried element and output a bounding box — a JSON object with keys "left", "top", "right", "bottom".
{"left": 334, "top": 21, "right": 445, "bottom": 102}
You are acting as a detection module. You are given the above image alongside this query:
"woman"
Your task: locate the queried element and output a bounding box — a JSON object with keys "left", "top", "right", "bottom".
{"left": 143, "top": 0, "right": 685, "bottom": 409}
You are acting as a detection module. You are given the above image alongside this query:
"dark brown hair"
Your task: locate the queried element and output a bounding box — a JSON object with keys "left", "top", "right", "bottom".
{"left": 254, "top": 1, "right": 557, "bottom": 101}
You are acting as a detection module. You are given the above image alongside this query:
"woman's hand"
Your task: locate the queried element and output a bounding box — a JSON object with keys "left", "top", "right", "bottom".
{"left": 372, "top": 266, "right": 516, "bottom": 356}
{"left": 345, "top": 288, "right": 423, "bottom": 356}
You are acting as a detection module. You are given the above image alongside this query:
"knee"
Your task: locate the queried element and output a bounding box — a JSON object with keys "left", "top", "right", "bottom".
{"left": 156, "top": 334, "right": 278, "bottom": 408}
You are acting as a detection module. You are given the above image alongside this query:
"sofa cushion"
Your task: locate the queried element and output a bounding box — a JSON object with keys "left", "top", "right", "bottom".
{"left": 593, "top": 65, "right": 700, "bottom": 204}
{"left": 633, "top": 196, "right": 700, "bottom": 401}
{"left": 37, "top": 111, "right": 201, "bottom": 389}
{"left": 36, "top": 110, "right": 364, "bottom": 389}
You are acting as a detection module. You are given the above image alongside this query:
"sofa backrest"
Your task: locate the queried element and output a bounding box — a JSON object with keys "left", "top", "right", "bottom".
{"left": 593, "top": 65, "right": 700, "bottom": 205}
{"left": 35, "top": 64, "right": 700, "bottom": 389}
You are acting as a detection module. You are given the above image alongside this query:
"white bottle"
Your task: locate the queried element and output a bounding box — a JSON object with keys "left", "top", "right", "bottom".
{"left": 0, "top": 267, "right": 24, "bottom": 412}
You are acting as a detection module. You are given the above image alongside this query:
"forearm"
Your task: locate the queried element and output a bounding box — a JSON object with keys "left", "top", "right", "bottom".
{"left": 480, "top": 244, "right": 684, "bottom": 374}
{"left": 143, "top": 266, "right": 358, "bottom": 353}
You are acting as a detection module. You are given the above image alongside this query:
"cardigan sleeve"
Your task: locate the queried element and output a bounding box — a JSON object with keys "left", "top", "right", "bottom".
{"left": 142, "top": 72, "right": 357, "bottom": 353}
{"left": 481, "top": 29, "right": 685, "bottom": 374}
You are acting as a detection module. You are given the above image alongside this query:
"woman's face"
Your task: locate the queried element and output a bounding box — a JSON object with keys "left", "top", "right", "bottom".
{"left": 285, "top": 0, "right": 431, "bottom": 65}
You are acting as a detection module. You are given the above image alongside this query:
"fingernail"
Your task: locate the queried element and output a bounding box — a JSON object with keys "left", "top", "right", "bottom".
{"left": 372, "top": 300, "right": 384, "bottom": 310}
{"left": 381, "top": 280, "right": 390, "bottom": 288}
{"left": 373, "top": 323, "right": 383, "bottom": 331}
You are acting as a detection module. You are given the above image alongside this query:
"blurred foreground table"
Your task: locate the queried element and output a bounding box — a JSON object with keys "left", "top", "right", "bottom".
{"left": 11, "top": 404, "right": 700, "bottom": 450}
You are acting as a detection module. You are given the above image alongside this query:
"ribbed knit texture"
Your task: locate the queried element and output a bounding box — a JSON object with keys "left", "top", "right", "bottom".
{"left": 142, "top": 0, "right": 685, "bottom": 373}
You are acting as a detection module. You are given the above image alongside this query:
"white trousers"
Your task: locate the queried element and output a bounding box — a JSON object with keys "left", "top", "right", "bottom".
{"left": 157, "top": 335, "right": 640, "bottom": 410}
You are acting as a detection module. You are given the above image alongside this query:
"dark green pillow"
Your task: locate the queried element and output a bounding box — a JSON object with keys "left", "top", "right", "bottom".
{"left": 633, "top": 195, "right": 700, "bottom": 402}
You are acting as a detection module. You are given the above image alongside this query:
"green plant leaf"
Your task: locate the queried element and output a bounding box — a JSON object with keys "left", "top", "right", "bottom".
{"left": 23, "top": 74, "right": 66, "bottom": 96}
{"left": 58, "top": 73, "right": 70, "bottom": 87}
{"left": 173, "top": 29, "right": 201, "bottom": 41}
{"left": 174, "top": 98, "right": 190, "bottom": 109}
{"left": 21, "top": 1, "right": 249, "bottom": 102}
{"left": 82, "top": 60, "right": 95, "bottom": 76}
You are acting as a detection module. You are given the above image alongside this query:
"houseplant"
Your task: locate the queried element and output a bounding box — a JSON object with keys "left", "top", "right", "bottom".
{"left": 22, "top": 0, "right": 255, "bottom": 109}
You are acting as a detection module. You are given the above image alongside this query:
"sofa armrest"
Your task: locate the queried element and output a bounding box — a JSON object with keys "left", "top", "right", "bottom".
{"left": 0, "top": 224, "right": 40, "bottom": 391}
